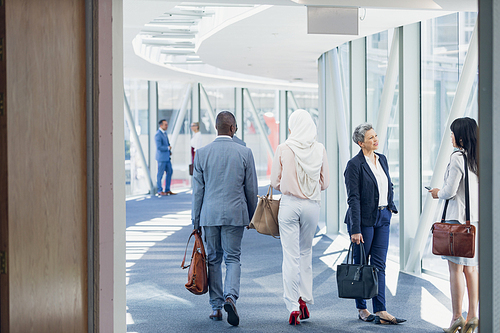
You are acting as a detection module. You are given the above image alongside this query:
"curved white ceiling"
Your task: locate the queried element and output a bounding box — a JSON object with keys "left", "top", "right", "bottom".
{"left": 124, "top": 0, "right": 477, "bottom": 89}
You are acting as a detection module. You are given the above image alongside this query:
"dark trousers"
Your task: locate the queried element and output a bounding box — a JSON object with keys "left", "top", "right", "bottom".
{"left": 347, "top": 207, "right": 391, "bottom": 313}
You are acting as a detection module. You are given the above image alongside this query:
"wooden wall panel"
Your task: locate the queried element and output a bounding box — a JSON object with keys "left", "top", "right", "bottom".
{"left": 6, "top": 0, "right": 87, "bottom": 332}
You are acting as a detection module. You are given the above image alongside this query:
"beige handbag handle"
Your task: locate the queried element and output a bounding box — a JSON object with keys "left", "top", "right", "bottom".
{"left": 264, "top": 185, "right": 280, "bottom": 239}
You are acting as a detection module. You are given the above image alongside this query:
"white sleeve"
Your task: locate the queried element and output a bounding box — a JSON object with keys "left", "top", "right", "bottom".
{"left": 438, "top": 153, "right": 463, "bottom": 200}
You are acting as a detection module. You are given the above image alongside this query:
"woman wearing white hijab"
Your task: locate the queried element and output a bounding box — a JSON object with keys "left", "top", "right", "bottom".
{"left": 270, "top": 109, "right": 330, "bottom": 325}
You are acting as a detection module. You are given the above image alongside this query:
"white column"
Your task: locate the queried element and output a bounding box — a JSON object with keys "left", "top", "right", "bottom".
{"left": 377, "top": 29, "right": 399, "bottom": 154}
{"left": 148, "top": 81, "right": 158, "bottom": 192}
{"left": 350, "top": 39, "right": 366, "bottom": 156}
{"left": 192, "top": 83, "right": 200, "bottom": 123}
{"left": 405, "top": 22, "right": 478, "bottom": 273}
{"left": 200, "top": 83, "right": 216, "bottom": 127}
{"left": 278, "top": 90, "right": 287, "bottom": 144}
{"left": 235, "top": 88, "right": 244, "bottom": 140}
{"left": 329, "top": 48, "right": 350, "bottom": 172}
{"left": 170, "top": 84, "right": 192, "bottom": 149}
{"left": 398, "top": 24, "right": 421, "bottom": 270}
{"left": 319, "top": 51, "right": 339, "bottom": 234}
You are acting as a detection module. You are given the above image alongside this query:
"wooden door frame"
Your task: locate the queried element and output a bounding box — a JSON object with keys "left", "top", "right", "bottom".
{"left": 0, "top": 0, "right": 8, "bottom": 331}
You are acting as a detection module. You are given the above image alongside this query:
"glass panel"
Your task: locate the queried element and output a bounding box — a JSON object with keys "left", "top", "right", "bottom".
{"left": 124, "top": 79, "right": 150, "bottom": 197}
{"left": 421, "top": 13, "right": 478, "bottom": 276}
{"left": 288, "top": 91, "right": 319, "bottom": 125}
{"left": 157, "top": 82, "right": 192, "bottom": 190}
{"left": 243, "top": 89, "right": 277, "bottom": 181}
{"left": 366, "top": 29, "right": 400, "bottom": 263}
{"left": 338, "top": 43, "right": 351, "bottom": 234}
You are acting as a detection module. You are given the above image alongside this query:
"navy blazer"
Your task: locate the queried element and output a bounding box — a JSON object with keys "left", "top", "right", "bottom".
{"left": 155, "top": 129, "right": 171, "bottom": 162}
{"left": 344, "top": 150, "right": 398, "bottom": 234}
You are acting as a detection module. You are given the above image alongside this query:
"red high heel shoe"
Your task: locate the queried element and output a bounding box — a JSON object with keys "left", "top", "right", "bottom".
{"left": 289, "top": 311, "right": 300, "bottom": 325}
{"left": 298, "top": 298, "right": 309, "bottom": 320}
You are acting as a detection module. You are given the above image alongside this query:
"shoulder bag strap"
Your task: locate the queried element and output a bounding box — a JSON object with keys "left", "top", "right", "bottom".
{"left": 462, "top": 153, "right": 471, "bottom": 227}
{"left": 441, "top": 200, "right": 450, "bottom": 222}
{"left": 181, "top": 230, "right": 196, "bottom": 269}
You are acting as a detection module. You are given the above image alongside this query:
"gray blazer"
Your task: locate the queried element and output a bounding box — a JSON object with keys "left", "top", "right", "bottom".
{"left": 192, "top": 137, "right": 258, "bottom": 228}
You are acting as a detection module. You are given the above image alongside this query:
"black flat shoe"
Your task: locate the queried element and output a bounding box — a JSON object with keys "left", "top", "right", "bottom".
{"left": 375, "top": 316, "right": 406, "bottom": 325}
{"left": 359, "top": 314, "right": 376, "bottom": 322}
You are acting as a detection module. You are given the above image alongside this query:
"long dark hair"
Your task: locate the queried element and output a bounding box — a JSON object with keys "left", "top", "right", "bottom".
{"left": 450, "top": 117, "right": 478, "bottom": 175}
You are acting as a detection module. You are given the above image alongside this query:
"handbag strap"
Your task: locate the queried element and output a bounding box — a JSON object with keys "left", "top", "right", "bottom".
{"left": 440, "top": 152, "right": 471, "bottom": 227}
{"left": 181, "top": 230, "right": 197, "bottom": 269}
{"left": 347, "top": 242, "right": 367, "bottom": 265}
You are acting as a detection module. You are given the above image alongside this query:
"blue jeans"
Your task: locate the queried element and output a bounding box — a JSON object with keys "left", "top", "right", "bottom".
{"left": 347, "top": 207, "right": 391, "bottom": 313}
{"left": 156, "top": 160, "right": 172, "bottom": 192}
{"left": 203, "top": 226, "right": 245, "bottom": 310}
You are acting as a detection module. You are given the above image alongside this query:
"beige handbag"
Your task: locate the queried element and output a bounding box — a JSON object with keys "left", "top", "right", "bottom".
{"left": 248, "top": 185, "right": 280, "bottom": 238}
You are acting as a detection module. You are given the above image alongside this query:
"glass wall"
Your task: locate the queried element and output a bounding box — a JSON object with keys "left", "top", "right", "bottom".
{"left": 421, "top": 13, "right": 478, "bottom": 276}
{"left": 124, "top": 79, "right": 151, "bottom": 196}
{"left": 157, "top": 82, "right": 193, "bottom": 190}
{"left": 243, "top": 89, "right": 277, "bottom": 180}
{"left": 366, "top": 29, "right": 400, "bottom": 262}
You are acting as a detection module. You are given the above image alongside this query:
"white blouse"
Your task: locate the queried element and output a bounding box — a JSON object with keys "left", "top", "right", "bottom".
{"left": 365, "top": 154, "right": 389, "bottom": 207}
{"left": 190, "top": 131, "right": 203, "bottom": 150}
{"left": 438, "top": 152, "right": 479, "bottom": 223}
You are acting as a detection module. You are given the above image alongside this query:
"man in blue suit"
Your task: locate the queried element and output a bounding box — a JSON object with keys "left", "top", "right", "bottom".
{"left": 155, "top": 119, "right": 176, "bottom": 195}
{"left": 192, "top": 111, "right": 258, "bottom": 326}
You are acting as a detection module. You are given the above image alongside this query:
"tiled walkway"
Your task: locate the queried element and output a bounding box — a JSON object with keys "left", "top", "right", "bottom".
{"left": 126, "top": 187, "right": 456, "bottom": 333}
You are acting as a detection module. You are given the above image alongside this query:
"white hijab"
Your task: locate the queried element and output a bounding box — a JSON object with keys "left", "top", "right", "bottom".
{"left": 285, "top": 109, "right": 324, "bottom": 201}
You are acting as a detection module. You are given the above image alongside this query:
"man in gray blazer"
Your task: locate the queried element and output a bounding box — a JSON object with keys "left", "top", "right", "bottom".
{"left": 192, "top": 111, "right": 258, "bottom": 326}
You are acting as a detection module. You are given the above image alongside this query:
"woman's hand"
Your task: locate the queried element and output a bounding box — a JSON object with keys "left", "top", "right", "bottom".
{"left": 351, "top": 233, "right": 364, "bottom": 244}
{"left": 429, "top": 188, "right": 440, "bottom": 199}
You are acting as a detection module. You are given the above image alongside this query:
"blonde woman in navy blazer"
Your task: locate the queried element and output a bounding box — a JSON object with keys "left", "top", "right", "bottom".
{"left": 343, "top": 123, "right": 405, "bottom": 325}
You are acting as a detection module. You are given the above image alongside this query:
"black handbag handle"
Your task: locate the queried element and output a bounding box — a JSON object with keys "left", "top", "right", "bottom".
{"left": 441, "top": 152, "right": 471, "bottom": 227}
{"left": 346, "top": 242, "right": 368, "bottom": 265}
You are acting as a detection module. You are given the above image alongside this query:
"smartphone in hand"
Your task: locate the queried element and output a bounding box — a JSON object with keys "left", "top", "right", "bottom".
{"left": 424, "top": 186, "right": 432, "bottom": 191}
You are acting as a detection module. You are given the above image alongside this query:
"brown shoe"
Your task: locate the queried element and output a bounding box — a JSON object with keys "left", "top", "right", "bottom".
{"left": 157, "top": 192, "right": 167, "bottom": 196}
{"left": 223, "top": 298, "right": 239, "bottom": 326}
{"left": 209, "top": 309, "right": 222, "bottom": 321}
{"left": 165, "top": 191, "right": 177, "bottom": 195}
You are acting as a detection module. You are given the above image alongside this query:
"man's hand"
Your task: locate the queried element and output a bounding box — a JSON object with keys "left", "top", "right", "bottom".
{"left": 351, "top": 233, "right": 364, "bottom": 244}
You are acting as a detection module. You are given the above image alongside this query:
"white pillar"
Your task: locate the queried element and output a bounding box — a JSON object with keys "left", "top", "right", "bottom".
{"left": 200, "top": 83, "right": 216, "bottom": 127}
{"left": 148, "top": 81, "right": 158, "bottom": 192}
{"left": 377, "top": 29, "right": 399, "bottom": 153}
{"left": 170, "top": 84, "right": 192, "bottom": 149}
{"left": 405, "top": 22, "right": 478, "bottom": 273}
{"left": 398, "top": 24, "right": 421, "bottom": 270}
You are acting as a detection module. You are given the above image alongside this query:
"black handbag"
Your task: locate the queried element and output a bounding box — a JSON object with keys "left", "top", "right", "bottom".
{"left": 337, "top": 242, "right": 378, "bottom": 299}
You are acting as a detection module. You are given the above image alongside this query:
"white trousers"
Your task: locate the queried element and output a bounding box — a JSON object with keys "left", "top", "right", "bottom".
{"left": 278, "top": 194, "right": 320, "bottom": 313}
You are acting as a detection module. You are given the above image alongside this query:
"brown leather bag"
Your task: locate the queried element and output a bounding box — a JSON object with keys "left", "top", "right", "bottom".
{"left": 248, "top": 185, "right": 280, "bottom": 239}
{"left": 432, "top": 153, "right": 476, "bottom": 258}
{"left": 181, "top": 229, "right": 208, "bottom": 295}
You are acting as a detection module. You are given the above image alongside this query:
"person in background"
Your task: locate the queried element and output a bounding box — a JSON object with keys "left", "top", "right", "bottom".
{"left": 344, "top": 123, "right": 405, "bottom": 325}
{"left": 192, "top": 111, "right": 258, "bottom": 327}
{"left": 270, "top": 109, "right": 329, "bottom": 325}
{"left": 190, "top": 122, "right": 203, "bottom": 166}
{"left": 429, "top": 117, "right": 479, "bottom": 333}
{"left": 155, "top": 119, "right": 176, "bottom": 196}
